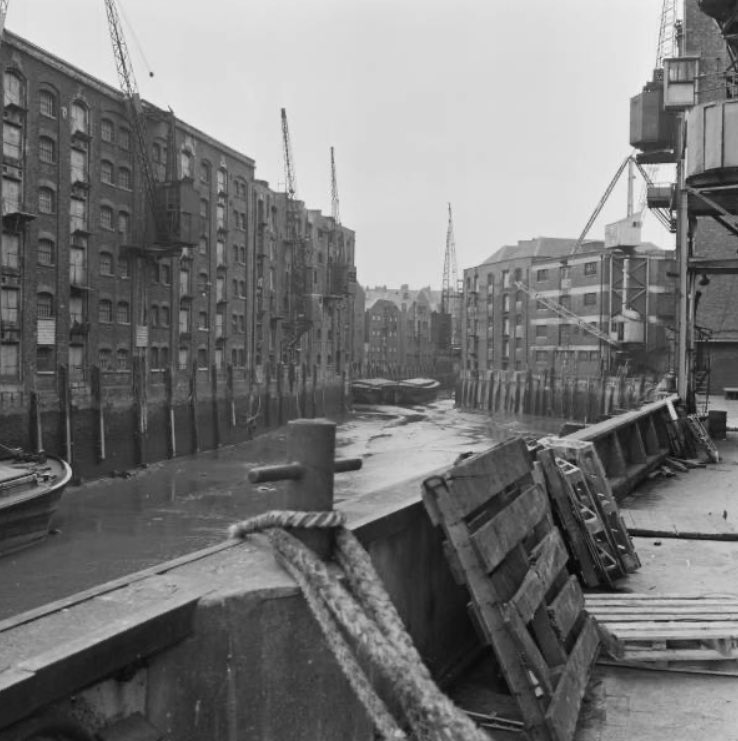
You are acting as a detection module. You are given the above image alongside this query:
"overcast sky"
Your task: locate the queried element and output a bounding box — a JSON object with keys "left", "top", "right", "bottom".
{"left": 8, "top": 0, "right": 672, "bottom": 289}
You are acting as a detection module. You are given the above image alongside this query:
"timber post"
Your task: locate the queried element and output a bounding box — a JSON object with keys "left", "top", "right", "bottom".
{"left": 211, "top": 363, "right": 220, "bottom": 449}
{"left": 165, "top": 366, "right": 176, "bottom": 458}
{"left": 190, "top": 359, "right": 199, "bottom": 454}
{"left": 29, "top": 388, "right": 43, "bottom": 456}
{"left": 91, "top": 365, "right": 105, "bottom": 462}
{"left": 247, "top": 418, "right": 362, "bottom": 558}
{"left": 59, "top": 363, "right": 72, "bottom": 465}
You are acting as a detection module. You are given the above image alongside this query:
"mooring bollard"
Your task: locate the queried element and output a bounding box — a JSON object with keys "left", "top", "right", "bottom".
{"left": 248, "top": 418, "right": 362, "bottom": 557}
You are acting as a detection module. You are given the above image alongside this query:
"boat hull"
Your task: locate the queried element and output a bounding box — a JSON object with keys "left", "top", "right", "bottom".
{"left": 0, "top": 456, "right": 72, "bottom": 557}
{"left": 350, "top": 378, "right": 399, "bottom": 405}
{"left": 394, "top": 378, "right": 441, "bottom": 405}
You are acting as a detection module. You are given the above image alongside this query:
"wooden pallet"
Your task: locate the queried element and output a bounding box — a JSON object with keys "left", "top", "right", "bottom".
{"left": 423, "top": 438, "right": 600, "bottom": 741}
{"left": 539, "top": 438, "right": 640, "bottom": 575}
{"left": 587, "top": 593, "right": 738, "bottom": 664}
{"left": 536, "top": 449, "right": 611, "bottom": 589}
{"left": 686, "top": 414, "right": 720, "bottom": 463}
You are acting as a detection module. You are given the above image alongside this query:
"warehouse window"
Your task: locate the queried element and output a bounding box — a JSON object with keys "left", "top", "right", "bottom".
{"left": 98, "top": 299, "right": 112, "bottom": 323}
{"left": 117, "top": 301, "right": 130, "bottom": 324}
{"left": 37, "top": 292, "right": 54, "bottom": 318}
{"left": 101, "top": 119, "right": 114, "bottom": 143}
{"left": 100, "top": 205, "right": 113, "bottom": 230}
{"left": 101, "top": 160, "right": 114, "bottom": 184}
{"left": 38, "top": 238, "right": 55, "bottom": 266}
{"left": 39, "top": 89, "right": 56, "bottom": 118}
{"left": 118, "top": 167, "right": 131, "bottom": 190}
{"left": 2, "top": 124, "right": 21, "bottom": 160}
{"left": 119, "top": 128, "right": 130, "bottom": 151}
{"left": 99, "top": 252, "right": 113, "bottom": 275}
{"left": 536, "top": 269, "right": 548, "bottom": 282}
{"left": 38, "top": 187, "right": 55, "bottom": 214}
{"left": 584, "top": 262, "right": 597, "bottom": 276}
{"left": 583, "top": 292, "right": 597, "bottom": 306}
{"left": 535, "top": 324, "right": 548, "bottom": 338}
{"left": 116, "top": 348, "right": 130, "bottom": 370}
{"left": 3, "top": 70, "right": 23, "bottom": 108}
{"left": 70, "top": 101, "right": 88, "bottom": 135}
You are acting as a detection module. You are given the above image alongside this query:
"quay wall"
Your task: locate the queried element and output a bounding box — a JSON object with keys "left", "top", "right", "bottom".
{"left": 455, "top": 369, "right": 659, "bottom": 423}
{"left": 0, "top": 473, "right": 477, "bottom": 739}
{"left": 0, "top": 365, "right": 349, "bottom": 482}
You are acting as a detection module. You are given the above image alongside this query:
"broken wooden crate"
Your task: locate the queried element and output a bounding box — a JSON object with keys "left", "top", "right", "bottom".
{"left": 586, "top": 593, "right": 738, "bottom": 665}
{"left": 422, "top": 437, "right": 600, "bottom": 741}
{"left": 538, "top": 437, "right": 640, "bottom": 576}
{"left": 536, "top": 448, "right": 623, "bottom": 589}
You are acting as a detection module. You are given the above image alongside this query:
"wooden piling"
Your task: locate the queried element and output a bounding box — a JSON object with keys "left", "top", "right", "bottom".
{"left": 29, "top": 389, "right": 44, "bottom": 455}
{"left": 190, "top": 360, "right": 199, "bottom": 454}
{"left": 59, "top": 363, "right": 72, "bottom": 465}
{"left": 165, "top": 367, "right": 176, "bottom": 458}
{"left": 91, "top": 365, "right": 105, "bottom": 462}
{"left": 132, "top": 356, "right": 147, "bottom": 465}
{"left": 227, "top": 364, "right": 236, "bottom": 428}
{"left": 211, "top": 364, "right": 220, "bottom": 448}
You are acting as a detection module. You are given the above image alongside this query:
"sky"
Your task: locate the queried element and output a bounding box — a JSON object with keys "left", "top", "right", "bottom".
{"left": 7, "top": 0, "right": 673, "bottom": 289}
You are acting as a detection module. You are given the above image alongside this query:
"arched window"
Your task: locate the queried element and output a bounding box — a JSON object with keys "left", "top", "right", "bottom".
{"left": 118, "top": 211, "right": 130, "bottom": 235}
{"left": 70, "top": 101, "right": 88, "bottom": 135}
{"left": 98, "top": 348, "right": 112, "bottom": 370}
{"left": 98, "top": 299, "right": 113, "bottom": 323}
{"left": 38, "top": 238, "right": 55, "bottom": 266}
{"left": 3, "top": 71, "right": 23, "bottom": 108}
{"left": 37, "top": 292, "right": 54, "bottom": 318}
{"left": 118, "top": 167, "right": 131, "bottom": 190}
{"left": 119, "top": 256, "right": 130, "bottom": 278}
{"left": 38, "top": 187, "right": 55, "bottom": 214}
{"left": 99, "top": 252, "right": 113, "bottom": 275}
{"left": 39, "top": 89, "right": 56, "bottom": 118}
{"left": 119, "top": 128, "right": 130, "bottom": 151}
{"left": 116, "top": 348, "right": 130, "bottom": 370}
{"left": 101, "top": 119, "right": 114, "bottom": 143}
{"left": 180, "top": 150, "right": 193, "bottom": 179}
{"left": 116, "top": 301, "right": 130, "bottom": 324}
{"left": 200, "top": 160, "right": 211, "bottom": 184}
{"left": 217, "top": 167, "right": 227, "bottom": 194}
{"left": 101, "top": 160, "right": 114, "bottom": 184}
{"left": 99, "top": 205, "right": 114, "bottom": 230}
{"left": 39, "top": 137, "right": 55, "bottom": 164}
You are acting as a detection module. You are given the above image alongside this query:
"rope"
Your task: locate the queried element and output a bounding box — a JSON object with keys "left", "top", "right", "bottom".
{"left": 230, "top": 511, "right": 489, "bottom": 741}
{"left": 229, "top": 510, "right": 344, "bottom": 538}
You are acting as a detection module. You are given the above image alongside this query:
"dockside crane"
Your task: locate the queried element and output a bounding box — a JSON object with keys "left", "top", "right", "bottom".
{"left": 280, "top": 108, "right": 310, "bottom": 359}
{"left": 103, "top": 0, "right": 194, "bottom": 255}
{"left": 0, "top": 1, "right": 9, "bottom": 45}
{"left": 330, "top": 146, "right": 340, "bottom": 226}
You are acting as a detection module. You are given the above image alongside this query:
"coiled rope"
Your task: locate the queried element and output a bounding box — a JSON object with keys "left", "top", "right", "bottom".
{"left": 229, "top": 511, "right": 489, "bottom": 741}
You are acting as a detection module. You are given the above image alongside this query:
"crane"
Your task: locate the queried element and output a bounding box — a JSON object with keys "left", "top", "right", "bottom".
{"left": 280, "top": 108, "right": 309, "bottom": 357}
{"left": 655, "top": 0, "right": 678, "bottom": 70}
{"left": 571, "top": 154, "right": 673, "bottom": 255}
{"left": 441, "top": 203, "right": 459, "bottom": 314}
{"left": 281, "top": 108, "right": 298, "bottom": 199}
{"left": 103, "top": 0, "right": 183, "bottom": 254}
{"left": 330, "top": 146, "right": 340, "bottom": 225}
{"left": 514, "top": 281, "right": 620, "bottom": 348}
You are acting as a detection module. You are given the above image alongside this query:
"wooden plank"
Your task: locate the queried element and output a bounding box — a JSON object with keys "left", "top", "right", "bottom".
{"left": 586, "top": 596, "right": 738, "bottom": 606}
{"left": 446, "top": 438, "right": 533, "bottom": 520}
{"left": 537, "top": 449, "right": 600, "bottom": 588}
{"left": 603, "top": 623, "right": 738, "bottom": 639}
{"left": 545, "top": 617, "right": 600, "bottom": 741}
{"left": 590, "top": 610, "right": 738, "bottom": 621}
{"left": 510, "top": 529, "right": 570, "bottom": 624}
{"left": 622, "top": 647, "right": 737, "bottom": 662}
{"left": 547, "top": 576, "right": 585, "bottom": 643}
{"left": 421, "top": 476, "right": 550, "bottom": 736}
{"left": 471, "top": 484, "right": 549, "bottom": 573}
{"left": 530, "top": 604, "right": 567, "bottom": 668}
{"left": 502, "top": 604, "right": 555, "bottom": 697}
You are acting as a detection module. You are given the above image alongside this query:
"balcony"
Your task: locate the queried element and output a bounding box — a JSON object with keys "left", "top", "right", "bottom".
{"left": 2, "top": 198, "right": 35, "bottom": 230}
{"left": 70, "top": 216, "right": 90, "bottom": 235}
{"left": 70, "top": 125, "right": 91, "bottom": 144}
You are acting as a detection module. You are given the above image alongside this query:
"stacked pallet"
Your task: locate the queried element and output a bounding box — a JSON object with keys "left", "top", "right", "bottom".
{"left": 536, "top": 438, "right": 640, "bottom": 588}
{"left": 586, "top": 593, "right": 738, "bottom": 667}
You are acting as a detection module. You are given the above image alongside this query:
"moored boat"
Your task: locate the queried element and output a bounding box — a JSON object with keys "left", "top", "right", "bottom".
{"left": 350, "top": 378, "right": 399, "bottom": 404}
{"left": 0, "top": 447, "right": 72, "bottom": 557}
{"left": 395, "top": 377, "right": 441, "bottom": 405}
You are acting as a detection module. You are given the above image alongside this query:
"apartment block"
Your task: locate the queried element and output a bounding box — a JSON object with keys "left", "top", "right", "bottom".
{"left": 462, "top": 237, "right": 676, "bottom": 378}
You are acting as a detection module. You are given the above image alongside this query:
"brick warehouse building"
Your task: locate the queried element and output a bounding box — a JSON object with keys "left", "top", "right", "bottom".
{"left": 0, "top": 30, "right": 358, "bottom": 476}
{"left": 461, "top": 237, "right": 676, "bottom": 379}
